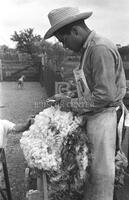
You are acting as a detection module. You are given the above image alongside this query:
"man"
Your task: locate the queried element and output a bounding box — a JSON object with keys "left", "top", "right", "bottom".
{"left": 44, "top": 7, "right": 127, "bottom": 200}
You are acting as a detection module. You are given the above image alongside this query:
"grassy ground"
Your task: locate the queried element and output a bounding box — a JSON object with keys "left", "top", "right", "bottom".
{"left": 0, "top": 81, "right": 48, "bottom": 200}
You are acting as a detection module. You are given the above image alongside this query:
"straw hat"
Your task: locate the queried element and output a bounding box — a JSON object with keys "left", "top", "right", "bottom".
{"left": 44, "top": 7, "right": 92, "bottom": 39}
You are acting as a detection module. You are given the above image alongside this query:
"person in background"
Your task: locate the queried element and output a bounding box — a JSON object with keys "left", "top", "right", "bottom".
{"left": 0, "top": 118, "right": 32, "bottom": 189}
{"left": 0, "top": 118, "right": 32, "bottom": 149}
{"left": 44, "top": 7, "right": 127, "bottom": 200}
{"left": 18, "top": 75, "right": 25, "bottom": 89}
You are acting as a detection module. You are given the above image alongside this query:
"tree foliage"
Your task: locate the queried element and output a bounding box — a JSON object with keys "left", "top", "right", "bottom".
{"left": 10, "top": 28, "right": 42, "bottom": 56}
{"left": 10, "top": 28, "right": 79, "bottom": 70}
{"left": 118, "top": 45, "right": 129, "bottom": 56}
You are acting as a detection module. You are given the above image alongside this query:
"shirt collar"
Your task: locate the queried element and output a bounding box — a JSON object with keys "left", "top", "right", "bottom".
{"left": 78, "top": 30, "right": 96, "bottom": 67}
{"left": 83, "top": 30, "right": 96, "bottom": 49}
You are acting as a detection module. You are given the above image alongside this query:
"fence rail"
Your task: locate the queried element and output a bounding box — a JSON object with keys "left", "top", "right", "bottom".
{"left": 0, "top": 59, "right": 40, "bottom": 81}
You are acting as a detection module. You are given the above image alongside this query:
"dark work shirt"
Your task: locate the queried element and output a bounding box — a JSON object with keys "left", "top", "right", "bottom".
{"left": 71, "top": 31, "right": 126, "bottom": 113}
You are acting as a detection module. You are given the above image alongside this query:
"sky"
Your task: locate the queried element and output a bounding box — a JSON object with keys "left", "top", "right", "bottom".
{"left": 0, "top": 0, "right": 129, "bottom": 48}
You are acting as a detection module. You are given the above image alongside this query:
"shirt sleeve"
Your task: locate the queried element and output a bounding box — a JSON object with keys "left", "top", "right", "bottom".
{"left": 4, "top": 120, "right": 16, "bottom": 133}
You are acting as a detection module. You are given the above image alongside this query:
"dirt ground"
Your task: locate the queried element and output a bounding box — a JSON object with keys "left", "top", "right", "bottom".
{"left": 0, "top": 81, "right": 48, "bottom": 200}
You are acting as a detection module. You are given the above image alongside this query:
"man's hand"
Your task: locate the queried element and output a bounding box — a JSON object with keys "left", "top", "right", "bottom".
{"left": 54, "top": 93, "right": 71, "bottom": 100}
{"left": 54, "top": 94, "right": 72, "bottom": 111}
{"left": 46, "top": 94, "right": 71, "bottom": 106}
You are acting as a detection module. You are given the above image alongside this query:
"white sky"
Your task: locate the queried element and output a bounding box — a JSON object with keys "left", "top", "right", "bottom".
{"left": 0, "top": 0, "right": 129, "bottom": 48}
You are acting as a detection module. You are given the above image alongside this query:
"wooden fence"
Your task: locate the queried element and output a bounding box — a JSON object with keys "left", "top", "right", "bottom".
{"left": 39, "top": 64, "right": 62, "bottom": 97}
{"left": 0, "top": 59, "right": 40, "bottom": 81}
{"left": 123, "top": 61, "right": 129, "bottom": 80}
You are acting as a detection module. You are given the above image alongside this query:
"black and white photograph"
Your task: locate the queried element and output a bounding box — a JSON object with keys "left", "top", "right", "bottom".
{"left": 0, "top": 0, "right": 129, "bottom": 200}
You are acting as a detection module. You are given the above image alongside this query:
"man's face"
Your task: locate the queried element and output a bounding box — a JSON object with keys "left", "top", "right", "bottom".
{"left": 55, "top": 30, "right": 82, "bottom": 52}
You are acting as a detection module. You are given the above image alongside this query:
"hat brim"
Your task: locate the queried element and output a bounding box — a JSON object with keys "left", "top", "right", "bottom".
{"left": 44, "top": 11, "right": 92, "bottom": 39}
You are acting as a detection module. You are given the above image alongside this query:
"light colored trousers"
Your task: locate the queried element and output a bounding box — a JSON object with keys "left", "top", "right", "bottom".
{"left": 83, "top": 107, "right": 117, "bottom": 200}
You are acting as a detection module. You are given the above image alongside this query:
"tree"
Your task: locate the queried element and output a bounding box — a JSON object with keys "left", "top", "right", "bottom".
{"left": 118, "top": 45, "right": 129, "bottom": 56}
{"left": 52, "top": 42, "right": 65, "bottom": 66}
{"left": 0, "top": 45, "right": 9, "bottom": 53}
{"left": 10, "top": 28, "right": 42, "bottom": 57}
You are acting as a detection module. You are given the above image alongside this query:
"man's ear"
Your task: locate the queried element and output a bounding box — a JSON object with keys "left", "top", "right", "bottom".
{"left": 71, "top": 26, "right": 79, "bottom": 36}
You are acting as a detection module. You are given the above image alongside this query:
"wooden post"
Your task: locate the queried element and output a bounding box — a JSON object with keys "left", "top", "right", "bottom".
{"left": 42, "top": 171, "right": 48, "bottom": 200}
{"left": 37, "top": 170, "right": 43, "bottom": 192}
{"left": 0, "top": 59, "right": 3, "bottom": 81}
{"left": 37, "top": 170, "right": 48, "bottom": 200}
{"left": 0, "top": 148, "right": 12, "bottom": 200}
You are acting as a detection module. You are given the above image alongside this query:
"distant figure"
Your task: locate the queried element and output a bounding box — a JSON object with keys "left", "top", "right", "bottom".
{"left": 18, "top": 75, "right": 25, "bottom": 89}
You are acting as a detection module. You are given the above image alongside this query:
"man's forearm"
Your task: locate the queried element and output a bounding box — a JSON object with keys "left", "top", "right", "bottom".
{"left": 58, "top": 96, "right": 93, "bottom": 113}
{"left": 70, "top": 97, "right": 94, "bottom": 112}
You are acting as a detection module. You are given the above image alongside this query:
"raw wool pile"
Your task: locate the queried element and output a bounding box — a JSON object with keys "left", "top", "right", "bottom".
{"left": 20, "top": 106, "right": 86, "bottom": 170}
{"left": 20, "top": 105, "right": 128, "bottom": 199}
{"left": 48, "top": 125, "right": 90, "bottom": 200}
{"left": 20, "top": 106, "right": 90, "bottom": 199}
